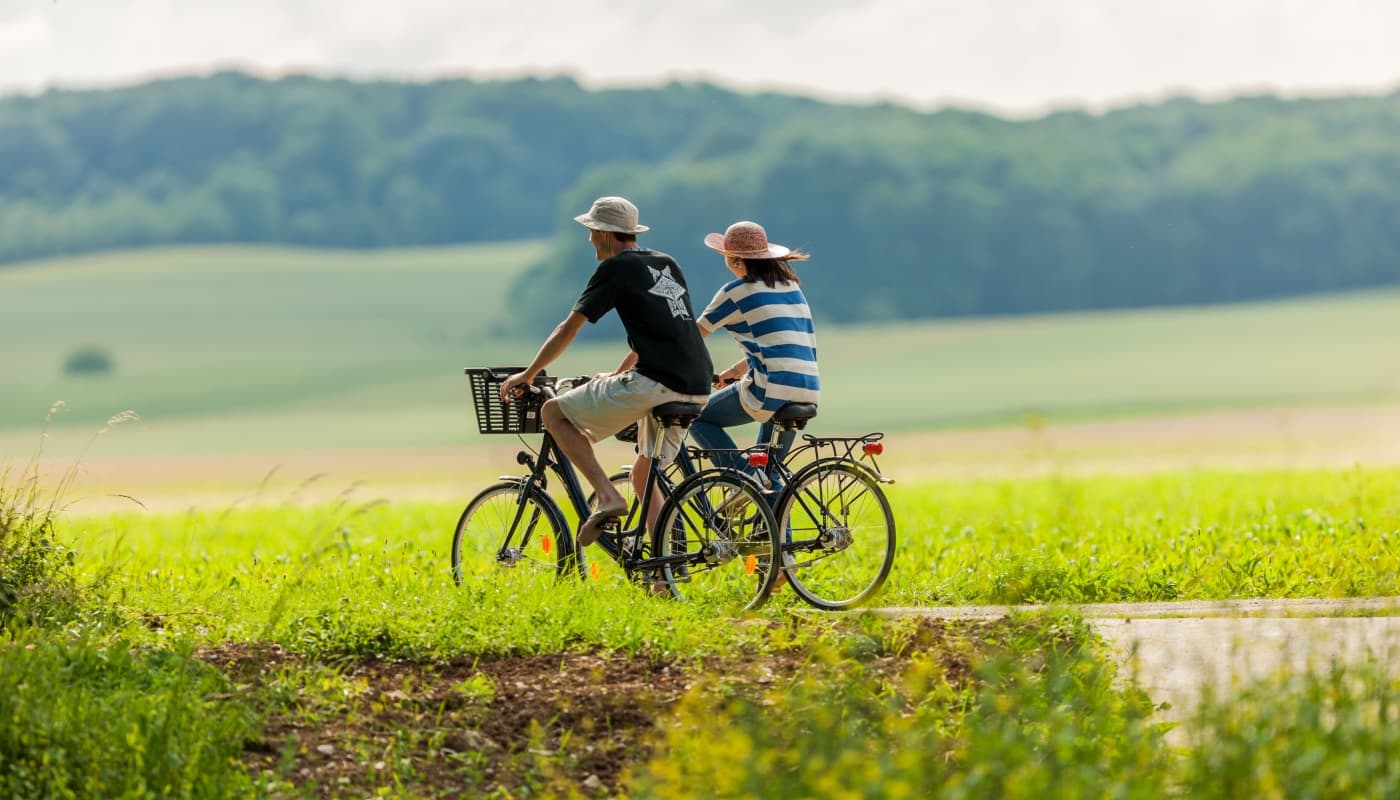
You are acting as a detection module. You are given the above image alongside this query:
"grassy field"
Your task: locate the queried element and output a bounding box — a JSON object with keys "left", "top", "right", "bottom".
{"left": 4, "top": 465, "right": 1399, "bottom": 796}
{"left": 60, "top": 466, "right": 1400, "bottom": 631}
{"left": 3, "top": 243, "right": 1399, "bottom": 466}
{"left": 7, "top": 243, "right": 1400, "bottom": 796}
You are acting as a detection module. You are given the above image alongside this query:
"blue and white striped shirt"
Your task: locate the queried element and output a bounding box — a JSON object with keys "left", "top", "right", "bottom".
{"left": 698, "top": 279, "right": 820, "bottom": 422}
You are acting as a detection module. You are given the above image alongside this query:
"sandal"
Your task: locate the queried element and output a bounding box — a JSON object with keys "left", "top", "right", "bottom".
{"left": 577, "top": 504, "right": 626, "bottom": 547}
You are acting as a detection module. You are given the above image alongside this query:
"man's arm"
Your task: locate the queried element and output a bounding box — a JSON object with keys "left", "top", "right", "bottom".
{"left": 610, "top": 350, "right": 639, "bottom": 376}
{"left": 499, "top": 311, "right": 588, "bottom": 401}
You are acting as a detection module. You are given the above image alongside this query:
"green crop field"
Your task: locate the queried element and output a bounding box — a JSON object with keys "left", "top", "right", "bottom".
{"left": 3, "top": 243, "right": 1400, "bottom": 467}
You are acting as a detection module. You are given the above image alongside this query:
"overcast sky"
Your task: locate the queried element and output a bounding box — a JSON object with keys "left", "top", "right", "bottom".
{"left": 3, "top": 0, "right": 1398, "bottom": 115}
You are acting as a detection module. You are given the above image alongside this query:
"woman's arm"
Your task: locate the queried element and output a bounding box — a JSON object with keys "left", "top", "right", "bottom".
{"left": 715, "top": 359, "right": 748, "bottom": 386}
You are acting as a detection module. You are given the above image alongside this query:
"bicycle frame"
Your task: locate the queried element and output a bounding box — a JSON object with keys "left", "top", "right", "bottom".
{"left": 462, "top": 369, "right": 785, "bottom": 609}
{"left": 513, "top": 424, "right": 704, "bottom": 581}
{"left": 673, "top": 430, "right": 891, "bottom": 492}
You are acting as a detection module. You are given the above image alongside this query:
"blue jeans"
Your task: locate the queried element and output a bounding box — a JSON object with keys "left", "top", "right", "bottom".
{"left": 687, "top": 384, "right": 794, "bottom": 494}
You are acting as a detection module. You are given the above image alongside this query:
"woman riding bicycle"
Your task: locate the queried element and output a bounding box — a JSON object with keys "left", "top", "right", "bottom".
{"left": 691, "top": 220, "right": 820, "bottom": 490}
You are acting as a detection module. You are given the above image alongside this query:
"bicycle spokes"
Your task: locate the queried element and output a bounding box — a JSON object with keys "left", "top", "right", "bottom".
{"left": 654, "top": 473, "right": 782, "bottom": 611}
{"left": 778, "top": 462, "right": 895, "bottom": 610}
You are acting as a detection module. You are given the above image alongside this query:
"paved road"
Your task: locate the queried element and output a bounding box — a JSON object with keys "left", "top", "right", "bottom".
{"left": 881, "top": 597, "right": 1400, "bottom": 731}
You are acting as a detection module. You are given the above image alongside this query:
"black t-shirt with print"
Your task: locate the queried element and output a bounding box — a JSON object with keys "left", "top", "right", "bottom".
{"left": 573, "top": 249, "right": 713, "bottom": 395}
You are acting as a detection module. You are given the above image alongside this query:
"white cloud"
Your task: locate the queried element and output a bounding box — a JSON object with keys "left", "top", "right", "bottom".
{"left": 3, "top": 0, "right": 1398, "bottom": 113}
{"left": 0, "top": 13, "right": 48, "bottom": 52}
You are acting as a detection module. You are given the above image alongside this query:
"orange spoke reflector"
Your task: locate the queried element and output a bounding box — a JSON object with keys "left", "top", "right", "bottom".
{"left": 541, "top": 534, "right": 554, "bottom": 554}
{"left": 744, "top": 554, "right": 758, "bottom": 574}
{"left": 589, "top": 561, "right": 601, "bottom": 581}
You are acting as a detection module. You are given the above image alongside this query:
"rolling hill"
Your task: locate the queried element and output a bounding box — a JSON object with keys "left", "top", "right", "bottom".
{"left": 2, "top": 243, "right": 1398, "bottom": 460}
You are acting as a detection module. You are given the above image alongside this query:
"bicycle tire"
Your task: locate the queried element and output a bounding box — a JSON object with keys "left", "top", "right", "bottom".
{"left": 451, "top": 481, "right": 580, "bottom": 584}
{"left": 776, "top": 460, "right": 895, "bottom": 610}
{"left": 653, "top": 471, "right": 782, "bottom": 611}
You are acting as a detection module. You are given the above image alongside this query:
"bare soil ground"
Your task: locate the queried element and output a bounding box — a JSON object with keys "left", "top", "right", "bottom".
{"left": 199, "top": 617, "right": 983, "bottom": 798}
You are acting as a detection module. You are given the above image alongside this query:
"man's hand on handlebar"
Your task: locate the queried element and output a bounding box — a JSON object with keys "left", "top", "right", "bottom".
{"left": 498, "top": 371, "right": 531, "bottom": 403}
{"left": 554, "top": 374, "right": 597, "bottom": 391}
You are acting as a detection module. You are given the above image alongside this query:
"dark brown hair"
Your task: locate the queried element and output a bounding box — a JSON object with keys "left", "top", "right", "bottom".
{"left": 738, "top": 250, "right": 809, "bottom": 287}
{"left": 611, "top": 231, "right": 638, "bottom": 246}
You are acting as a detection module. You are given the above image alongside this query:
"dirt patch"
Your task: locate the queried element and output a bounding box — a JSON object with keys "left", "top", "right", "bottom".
{"left": 199, "top": 617, "right": 986, "bottom": 798}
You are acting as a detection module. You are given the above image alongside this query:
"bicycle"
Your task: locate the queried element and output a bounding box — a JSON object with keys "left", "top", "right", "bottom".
{"left": 451, "top": 367, "right": 785, "bottom": 611}
{"left": 609, "top": 402, "right": 896, "bottom": 610}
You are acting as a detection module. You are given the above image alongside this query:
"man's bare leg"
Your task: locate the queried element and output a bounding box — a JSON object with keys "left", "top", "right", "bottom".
{"left": 542, "top": 400, "right": 624, "bottom": 511}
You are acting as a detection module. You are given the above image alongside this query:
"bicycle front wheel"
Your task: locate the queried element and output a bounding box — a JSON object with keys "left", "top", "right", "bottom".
{"left": 778, "top": 461, "right": 896, "bottom": 610}
{"left": 451, "top": 481, "right": 579, "bottom": 584}
{"left": 653, "top": 472, "right": 782, "bottom": 612}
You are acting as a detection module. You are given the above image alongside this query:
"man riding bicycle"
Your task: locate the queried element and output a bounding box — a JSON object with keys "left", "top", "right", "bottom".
{"left": 499, "top": 196, "right": 712, "bottom": 547}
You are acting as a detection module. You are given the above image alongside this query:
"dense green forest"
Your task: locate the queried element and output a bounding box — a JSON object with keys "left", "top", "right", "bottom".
{"left": 3, "top": 72, "right": 1398, "bottom": 326}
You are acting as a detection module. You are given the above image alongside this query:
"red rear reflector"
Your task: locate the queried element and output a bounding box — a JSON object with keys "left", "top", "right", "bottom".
{"left": 747, "top": 452, "right": 770, "bottom": 468}
{"left": 863, "top": 442, "right": 884, "bottom": 456}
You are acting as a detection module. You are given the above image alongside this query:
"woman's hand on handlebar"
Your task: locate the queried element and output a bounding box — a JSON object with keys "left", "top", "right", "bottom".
{"left": 713, "top": 366, "right": 741, "bottom": 388}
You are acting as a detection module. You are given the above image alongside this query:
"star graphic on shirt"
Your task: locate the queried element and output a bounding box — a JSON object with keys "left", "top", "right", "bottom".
{"left": 648, "top": 266, "right": 691, "bottom": 319}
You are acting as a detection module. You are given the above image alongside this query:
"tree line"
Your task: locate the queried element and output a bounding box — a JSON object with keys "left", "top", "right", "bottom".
{"left": 3, "top": 72, "right": 1398, "bottom": 326}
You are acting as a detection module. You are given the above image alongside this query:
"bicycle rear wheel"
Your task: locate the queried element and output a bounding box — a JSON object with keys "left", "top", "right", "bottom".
{"left": 653, "top": 472, "right": 782, "bottom": 611}
{"left": 778, "top": 461, "right": 895, "bottom": 610}
{"left": 451, "top": 481, "right": 579, "bottom": 583}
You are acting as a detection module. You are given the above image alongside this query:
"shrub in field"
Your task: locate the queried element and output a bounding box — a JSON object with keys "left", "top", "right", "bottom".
{"left": 2, "top": 406, "right": 138, "bottom": 632}
{"left": 0, "top": 471, "right": 82, "bottom": 631}
{"left": 0, "top": 636, "right": 258, "bottom": 799}
{"left": 61, "top": 345, "right": 115, "bottom": 376}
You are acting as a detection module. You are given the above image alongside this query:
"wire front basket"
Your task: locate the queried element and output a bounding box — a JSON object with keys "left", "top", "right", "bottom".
{"left": 465, "top": 368, "right": 554, "bottom": 435}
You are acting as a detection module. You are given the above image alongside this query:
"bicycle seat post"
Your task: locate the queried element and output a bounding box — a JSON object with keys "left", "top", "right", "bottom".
{"left": 768, "top": 402, "right": 819, "bottom": 460}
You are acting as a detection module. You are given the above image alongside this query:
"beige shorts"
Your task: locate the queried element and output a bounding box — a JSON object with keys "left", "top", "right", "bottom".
{"left": 554, "top": 370, "right": 708, "bottom": 465}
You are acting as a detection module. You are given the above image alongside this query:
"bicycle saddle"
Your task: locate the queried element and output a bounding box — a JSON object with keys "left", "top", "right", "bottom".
{"left": 652, "top": 402, "right": 703, "bottom": 428}
{"left": 772, "top": 403, "right": 819, "bottom": 429}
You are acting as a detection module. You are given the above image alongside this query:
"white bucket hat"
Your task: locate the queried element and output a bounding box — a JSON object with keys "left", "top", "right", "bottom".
{"left": 703, "top": 220, "right": 791, "bottom": 259}
{"left": 574, "top": 196, "right": 649, "bottom": 234}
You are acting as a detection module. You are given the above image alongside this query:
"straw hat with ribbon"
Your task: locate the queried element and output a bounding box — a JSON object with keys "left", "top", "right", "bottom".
{"left": 703, "top": 221, "right": 791, "bottom": 260}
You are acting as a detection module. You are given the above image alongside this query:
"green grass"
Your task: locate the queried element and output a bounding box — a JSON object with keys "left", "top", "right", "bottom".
{"left": 8, "top": 465, "right": 1400, "bottom": 797}
{"left": 816, "top": 289, "right": 1400, "bottom": 430}
{"left": 888, "top": 466, "right": 1400, "bottom": 603}
{"left": 50, "top": 466, "right": 1398, "bottom": 649}
{"left": 0, "top": 635, "right": 257, "bottom": 800}
{"left": 3, "top": 244, "right": 1400, "bottom": 459}
{"left": 0, "top": 242, "right": 561, "bottom": 455}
